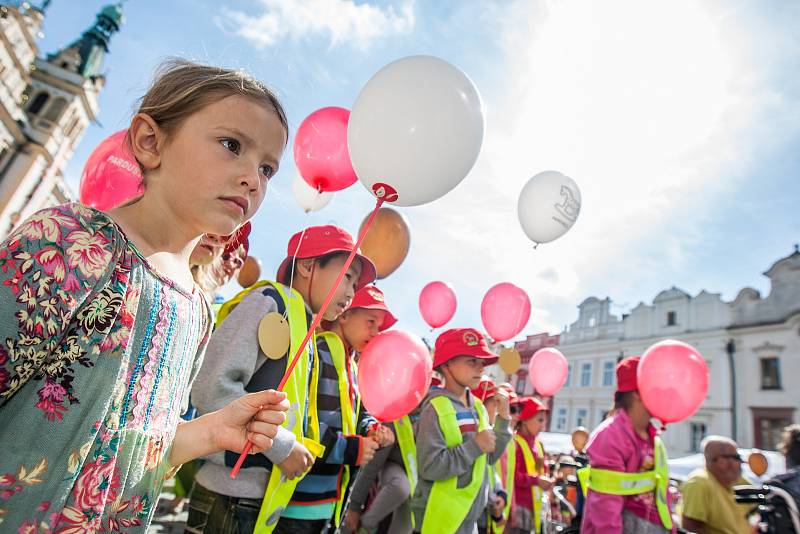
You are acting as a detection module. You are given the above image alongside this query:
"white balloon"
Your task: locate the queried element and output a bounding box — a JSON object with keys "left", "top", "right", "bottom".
{"left": 292, "top": 174, "right": 334, "bottom": 213}
{"left": 348, "top": 55, "right": 485, "bottom": 207}
{"left": 518, "top": 171, "right": 582, "bottom": 245}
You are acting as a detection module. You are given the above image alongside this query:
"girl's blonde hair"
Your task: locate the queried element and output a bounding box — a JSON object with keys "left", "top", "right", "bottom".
{"left": 136, "top": 57, "right": 288, "bottom": 140}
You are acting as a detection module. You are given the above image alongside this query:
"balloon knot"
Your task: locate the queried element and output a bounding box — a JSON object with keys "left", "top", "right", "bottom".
{"left": 372, "top": 183, "right": 399, "bottom": 202}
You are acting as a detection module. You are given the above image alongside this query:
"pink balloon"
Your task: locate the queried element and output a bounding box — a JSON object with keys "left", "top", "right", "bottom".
{"left": 79, "top": 130, "right": 144, "bottom": 211}
{"left": 480, "top": 282, "right": 531, "bottom": 342}
{"left": 294, "top": 106, "right": 357, "bottom": 192}
{"left": 528, "top": 348, "right": 568, "bottom": 396}
{"left": 358, "top": 330, "right": 433, "bottom": 422}
{"left": 419, "top": 281, "right": 457, "bottom": 329}
{"left": 638, "top": 340, "right": 708, "bottom": 424}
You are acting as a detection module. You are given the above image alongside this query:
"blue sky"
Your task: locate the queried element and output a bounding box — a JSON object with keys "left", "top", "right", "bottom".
{"left": 39, "top": 0, "right": 799, "bottom": 340}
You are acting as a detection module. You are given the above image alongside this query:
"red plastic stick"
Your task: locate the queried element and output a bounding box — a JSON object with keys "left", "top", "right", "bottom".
{"left": 230, "top": 196, "right": 385, "bottom": 477}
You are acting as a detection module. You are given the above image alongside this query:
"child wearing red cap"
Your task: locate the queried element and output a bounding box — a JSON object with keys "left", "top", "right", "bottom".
{"left": 190, "top": 222, "right": 252, "bottom": 315}
{"left": 411, "top": 328, "right": 512, "bottom": 534}
{"left": 579, "top": 356, "right": 675, "bottom": 534}
{"left": 188, "top": 225, "right": 376, "bottom": 534}
{"left": 280, "top": 285, "right": 396, "bottom": 530}
{"left": 509, "top": 397, "right": 553, "bottom": 534}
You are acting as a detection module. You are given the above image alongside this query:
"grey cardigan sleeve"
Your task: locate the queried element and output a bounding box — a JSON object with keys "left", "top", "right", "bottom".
{"left": 348, "top": 441, "right": 394, "bottom": 511}
{"left": 416, "top": 403, "right": 483, "bottom": 481}
{"left": 487, "top": 415, "right": 512, "bottom": 465}
{"left": 191, "top": 289, "right": 295, "bottom": 465}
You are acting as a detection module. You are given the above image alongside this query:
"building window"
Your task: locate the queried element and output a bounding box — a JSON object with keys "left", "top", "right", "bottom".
{"left": 690, "top": 422, "right": 707, "bottom": 452}
{"left": 576, "top": 408, "right": 588, "bottom": 428}
{"left": 588, "top": 316, "right": 597, "bottom": 327}
{"left": 667, "top": 311, "right": 677, "bottom": 326}
{"left": 760, "top": 358, "right": 782, "bottom": 390}
{"left": 515, "top": 376, "right": 526, "bottom": 395}
{"left": 580, "top": 362, "right": 592, "bottom": 387}
{"left": 43, "top": 97, "right": 68, "bottom": 122}
{"left": 602, "top": 360, "right": 614, "bottom": 387}
{"left": 556, "top": 407, "right": 568, "bottom": 431}
{"left": 565, "top": 362, "right": 573, "bottom": 387}
{"left": 27, "top": 92, "right": 49, "bottom": 114}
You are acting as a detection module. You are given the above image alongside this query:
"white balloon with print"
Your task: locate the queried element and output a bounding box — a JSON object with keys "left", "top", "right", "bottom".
{"left": 292, "top": 173, "right": 334, "bottom": 213}
{"left": 518, "top": 171, "right": 582, "bottom": 245}
{"left": 348, "top": 55, "right": 485, "bottom": 206}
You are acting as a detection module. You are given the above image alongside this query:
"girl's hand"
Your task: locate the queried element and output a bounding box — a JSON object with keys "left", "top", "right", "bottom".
{"left": 373, "top": 425, "right": 395, "bottom": 448}
{"left": 495, "top": 389, "right": 510, "bottom": 419}
{"left": 211, "top": 389, "right": 289, "bottom": 454}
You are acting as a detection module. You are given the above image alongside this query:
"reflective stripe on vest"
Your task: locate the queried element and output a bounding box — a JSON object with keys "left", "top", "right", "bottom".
{"left": 422, "top": 396, "right": 489, "bottom": 534}
{"left": 217, "top": 281, "right": 322, "bottom": 534}
{"left": 577, "top": 436, "right": 672, "bottom": 530}
{"left": 395, "top": 415, "right": 418, "bottom": 530}
{"left": 514, "top": 435, "right": 544, "bottom": 534}
{"left": 320, "top": 331, "right": 357, "bottom": 528}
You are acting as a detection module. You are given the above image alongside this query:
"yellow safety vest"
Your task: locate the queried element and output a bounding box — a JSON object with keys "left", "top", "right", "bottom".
{"left": 216, "top": 281, "right": 324, "bottom": 534}
{"left": 514, "top": 435, "right": 544, "bottom": 534}
{"left": 489, "top": 437, "right": 516, "bottom": 533}
{"left": 422, "top": 396, "right": 489, "bottom": 534}
{"left": 395, "top": 414, "right": 418, "bottom": 530}
{"left": 318, "top": 331, "right": 359, "bottom": 528}
{"left": 577, "top": 436, "right": 672, "bottom": 530}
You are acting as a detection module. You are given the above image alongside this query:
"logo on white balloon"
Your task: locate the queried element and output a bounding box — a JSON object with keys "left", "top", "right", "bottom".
{"left": 553, "top": 185, "right": 581, "bottom": 229}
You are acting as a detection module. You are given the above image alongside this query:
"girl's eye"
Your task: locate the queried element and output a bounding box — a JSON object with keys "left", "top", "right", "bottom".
{"left": 259, "top": 165, "right": 275, "bottom": 180}
{"left": 220, "top": 138, "right": 240, "bottom": 154}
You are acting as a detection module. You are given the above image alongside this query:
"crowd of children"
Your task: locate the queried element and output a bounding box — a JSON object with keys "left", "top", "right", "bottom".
{"left": 0, "top": 58, "right": 682, "bottom": 534}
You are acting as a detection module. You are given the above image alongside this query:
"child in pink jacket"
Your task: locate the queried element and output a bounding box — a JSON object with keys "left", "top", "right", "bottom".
{"left": 580, "top": 356, "right": 676, "bottom": 534}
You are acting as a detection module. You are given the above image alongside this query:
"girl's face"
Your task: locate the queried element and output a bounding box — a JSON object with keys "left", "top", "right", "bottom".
{"left": 445, "top": 356, "right": 485, "bottom": 389}
{"left": 305, "top": 256, "right": 362, "bottom": 321}
{"left": 152, "top": 95, "right": 286, "bottom": 237}
{"left": 339, "top": 308, "right": 386, "bottom": 351}
{"left": 189, "top": 233, "right": 228, "bottom": 267}
{"left": 523, "top": 411, "right": 547, "bottom": 436}
{"left": 221, "top": 245, "right": 246, "bottom": 280}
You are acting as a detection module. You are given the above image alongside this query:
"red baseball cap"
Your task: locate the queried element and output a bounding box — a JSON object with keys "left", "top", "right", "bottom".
{"left": 430, "top": 375, "right": 443, "bottom": 388}
{"left": 346, "top": 285, "right": 397, "bottom": 331}
{"left": 276, "top": 225, "right": 377, "bottom": 290}
{"left": 471, "top": 376, "right": 497, "bottom": 402}
{"left": 433, "top": 328, "right": 499, "bottom": 368}
{"left": 223, "top": 221, "right": 251, "bottom": 257}
{"left": 517, "top": 396, "right": 549, "bottom": 422}
{"left": 616, "top": 356, "right": 641, "bottom": 393}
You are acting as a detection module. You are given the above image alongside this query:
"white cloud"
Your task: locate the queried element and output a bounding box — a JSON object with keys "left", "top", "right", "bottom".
{"left": 399, "top": 0, "right": 790, "bottom": 336}
{"left": 216, "top": 0, "right": 415, "bottom": 50}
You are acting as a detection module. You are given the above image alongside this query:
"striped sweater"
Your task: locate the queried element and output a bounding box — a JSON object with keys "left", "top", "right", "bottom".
{"left": 282, "top": 334, "right": 377, "bottom": 520}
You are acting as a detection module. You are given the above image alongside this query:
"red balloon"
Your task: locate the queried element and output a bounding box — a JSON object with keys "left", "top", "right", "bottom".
{"left": 637, "top": 340, "right": 708, "bottom": 424}
{"left": 419, "top": 281, "right": 457, "bottom": 329}
{"left": 358, "top": 330, "right": 432, "bottom": 422}
{"left": 294, "top": 107, "right": 357, "bottom": 192}
{"left": 528, "top": 348, "right": 568, "bottom": 396}
{"left": 481, "top": 282, "right": 531, "bottom": 342}
{"left": 79, "top": 130, "right": 144, "bottom": 210}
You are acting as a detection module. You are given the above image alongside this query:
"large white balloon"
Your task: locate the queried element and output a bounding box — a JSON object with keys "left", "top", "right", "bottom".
{"left": 348, "top": 55, "right": 485, "bottom": 207}
{"left": 518, "top": 171, "right": 582, "bottom": 245}
{"left": 292, "top": 173, "right": 334, "bottom": 213}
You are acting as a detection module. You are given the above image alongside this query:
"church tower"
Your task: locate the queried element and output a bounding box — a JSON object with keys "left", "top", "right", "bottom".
{"left": 0, "top": 2, "right": 123, "bottom": 239}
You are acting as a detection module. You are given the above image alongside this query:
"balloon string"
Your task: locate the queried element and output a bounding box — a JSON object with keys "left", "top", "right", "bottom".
{"left": 231, "top": 196, "right": 386, "bottom": 478}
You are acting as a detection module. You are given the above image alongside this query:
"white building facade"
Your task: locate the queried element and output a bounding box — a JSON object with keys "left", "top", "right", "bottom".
{"left": 0, "top": 2, "right": 122, "bottom": 239}
{"left": 551, "top": 248, "right": 800, "bottom": 456}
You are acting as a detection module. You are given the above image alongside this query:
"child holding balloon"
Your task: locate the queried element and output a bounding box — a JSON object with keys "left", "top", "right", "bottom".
{"left": 509, "top": 396, "right": 553, "bottom": 534}
{"left": 188, "top": 225, "right": 376, "bottom": 534}
{"left": 579, "top": 356, "right": 675, "bottom": 534}
{"left": 279, "top": 284, "right": 396, "bottom": 531}
{"left": 0, "top": 59, "right": 291, "bottom": 533}
{"left": 470, "top": 377, "right": 510, "bottom": 534}
{"left": 411, "top": 328, "right": 512, "bottom": 534}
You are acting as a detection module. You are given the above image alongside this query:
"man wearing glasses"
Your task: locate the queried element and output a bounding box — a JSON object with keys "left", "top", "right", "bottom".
{"left": 681, "top": 436, "right": 753, "bottom": 534}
